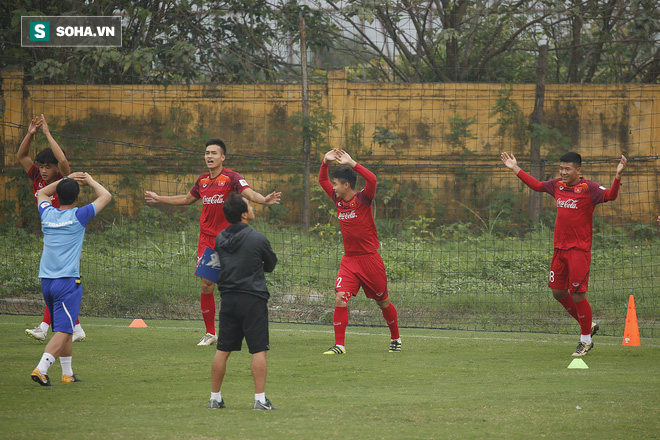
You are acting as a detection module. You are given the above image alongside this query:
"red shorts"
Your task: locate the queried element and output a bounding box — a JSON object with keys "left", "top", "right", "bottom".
{"left": 549, "top": 248, "right": 591, "bottom": 294}
{"left": 335, "top": 252, "right": 388, "bottom": 302}
{"left": 197, "top": 232, "right": 217, "bottom": 262}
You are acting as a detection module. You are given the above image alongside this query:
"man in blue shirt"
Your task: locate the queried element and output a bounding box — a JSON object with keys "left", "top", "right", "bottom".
{"left": 31, "top": 172, "right": 112, "bottom": 386}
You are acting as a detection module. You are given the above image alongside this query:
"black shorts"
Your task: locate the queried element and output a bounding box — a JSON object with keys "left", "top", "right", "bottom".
{"left": 217, "top": 293, "right": 269, "bottom": 354}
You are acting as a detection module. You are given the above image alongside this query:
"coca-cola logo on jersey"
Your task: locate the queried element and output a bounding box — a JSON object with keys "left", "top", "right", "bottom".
{"left": 202, "top": 194, "right": 225, "bottom": 204}
{"left": 337, "top": 210, "right": 357, "bottom": 220}
{"left": 556, "top": 198, "right": 578, "bottom": 209}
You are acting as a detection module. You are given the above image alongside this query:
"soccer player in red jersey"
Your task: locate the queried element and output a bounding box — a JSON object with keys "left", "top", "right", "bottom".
{"left": 501, "top": 151, "right": 627, "bottom": 356}
{"left": 17, "top": 115, "right": 86, "bottom": 343}
{"left": 145, "top": 138, "right": 281, "bottom": 345}
{"left": 319, "top": 149, "right": 401, "bottom": 354}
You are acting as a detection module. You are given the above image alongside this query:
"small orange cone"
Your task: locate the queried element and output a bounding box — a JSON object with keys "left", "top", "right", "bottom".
{"left": 622, "top": 295, "right": 640, "bottom": 346}
{"left": 129, "top": 319, "right": 148, "bottom": 328}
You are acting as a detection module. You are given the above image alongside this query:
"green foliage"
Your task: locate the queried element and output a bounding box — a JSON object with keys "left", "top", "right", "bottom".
{"left": 490, "top": 87, "right": 573, "bottom": 163}
{"left": 491, "top": 87, "right": 527, "bottom": 145}
{"left": 290, "top": 95, "right": 336, "bottom": 156}
{"left": 345, "top": 123, "right": 371, "bottom": 159}
{"left": 446, "top": 114, "right": 476, "bottom": 159}
{"left": 372, "top": 126, "right": 403, "bottom": 152}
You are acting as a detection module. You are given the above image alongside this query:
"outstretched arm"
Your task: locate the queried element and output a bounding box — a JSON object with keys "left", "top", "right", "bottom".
{"left": 242, "top": 187, "right": 282, "bottom": 205}
{"left": 40, "top": 115, "right": 71, "bottom": 176}
{"left": 16, "top": 117, "right": 42, "bottom": 173}
{"left": 144, "top": 191, "right": 197, "bottom": 205}
{"left": 500, "top": 152, "right": 544, "bottom": 192}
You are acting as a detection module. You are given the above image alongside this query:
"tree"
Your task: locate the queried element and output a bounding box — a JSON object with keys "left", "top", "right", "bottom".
{"left": 320, "top": 0, "right": 659, "bottom": 84}
{"left": 0, "top": 0, "right": 338, "bottom": 84}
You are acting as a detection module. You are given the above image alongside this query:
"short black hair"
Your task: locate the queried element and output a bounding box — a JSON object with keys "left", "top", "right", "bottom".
{"left": 35, "top": 148, "right": 64, "bottom": 165}
{"left": 56, "top": 178, "right": 80, "bottom": 205}
{"left": 206, "top": 138, "right": 226, "bottom": 155}
{"left": 223, "top": 192, "right": 248, "bottom": 224}
{"left": 560, "top": 152, "right": 582, "bottom": 167}
{"left": 331, "top": 167, "right": 357, "bottom": 189}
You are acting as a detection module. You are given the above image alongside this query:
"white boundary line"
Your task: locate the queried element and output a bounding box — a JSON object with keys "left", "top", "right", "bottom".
{"left": 3, "top": 320, "right": 658, "bottom": 347}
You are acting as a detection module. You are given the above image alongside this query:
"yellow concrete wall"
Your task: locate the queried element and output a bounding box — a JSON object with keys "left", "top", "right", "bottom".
{"left": 2, "top": 68, "right": 658, "bottom": 223}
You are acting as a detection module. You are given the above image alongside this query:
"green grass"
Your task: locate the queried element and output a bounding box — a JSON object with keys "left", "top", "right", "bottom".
{"left": 2, "top": 215, "right": 659, "bottom": 334}
{"left": 2, "top": 314, "right": 659, "bottom": 439}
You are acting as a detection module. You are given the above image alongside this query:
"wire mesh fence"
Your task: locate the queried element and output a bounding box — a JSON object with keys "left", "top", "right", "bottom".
{"left": 1, "top": 74, "right": 658, "bottom": 337}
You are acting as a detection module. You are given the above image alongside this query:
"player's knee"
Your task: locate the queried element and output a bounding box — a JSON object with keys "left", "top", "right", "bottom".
{"left": 335, "top": 292, "right": 350, "bottom": 306}
{"left": 376, "top": 297, "right": 390, "bottom": 309}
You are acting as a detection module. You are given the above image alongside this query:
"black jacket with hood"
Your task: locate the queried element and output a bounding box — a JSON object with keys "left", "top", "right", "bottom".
{"left": 214, "top": 223, "right": 277, "bottom": 300}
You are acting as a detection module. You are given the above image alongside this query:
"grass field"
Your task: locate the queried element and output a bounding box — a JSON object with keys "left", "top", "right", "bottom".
{"left": 2, "top": 315, "right": 659, "bottom": 439}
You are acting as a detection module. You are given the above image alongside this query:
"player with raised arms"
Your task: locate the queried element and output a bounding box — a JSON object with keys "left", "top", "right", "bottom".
{"left": 319, "top": 149, "right": 401, "bottom": 354}
{"left": 31, "top": 172, "right": 112, "bottom": 386}
{"left": 501, "top": 151, "right": 627, "bottom": 356}
{"left": 145, "top": 138, "right": 281, "bottom": 346}
{"left": 17, "top": 114, "right": 86, "bottom": 343}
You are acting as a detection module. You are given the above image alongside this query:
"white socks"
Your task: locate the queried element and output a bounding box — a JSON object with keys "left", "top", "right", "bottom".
{"left": 37, "top": 353, "right": 56, "bottom": 374}
{"left": 60, "top": 356, "right": 73, "bottom": 376}
{"left": 211, "top": 392, "right": 222, "bottom": 402}
{"left": 255, "top": 392, "right": 266, "bottom": 404}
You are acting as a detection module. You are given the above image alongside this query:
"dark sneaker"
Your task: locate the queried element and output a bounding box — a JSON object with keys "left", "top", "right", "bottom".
{"left": 389, "top": 339, "right": 402, "bottom": 352}
{"left": 62, "top": 374, "right": 82, "bottom": 383}
{"left": 591, "top": 322, "right": 600, "bottom": 337}
{"left": 323, "top": 345, "right": 346, "bottom": 355}
{"left": 208, "top": 399, "right": 226, "bottom": 409}
{"left": 572, "top": 341, "right": 594, "bottom": 357}
{"left": 31, "top": 368, "right": 52, "bottom": 386}
{"left": 253, "top": 398, "right": 277, "bottom": 410}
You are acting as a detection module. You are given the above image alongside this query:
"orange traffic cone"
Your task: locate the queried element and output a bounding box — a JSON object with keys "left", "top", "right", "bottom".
{"left": 622, "top": 295, "right": 640, "bottom": 346}
{"left": 129, "top": 319, "right": 148, "bottom": 328}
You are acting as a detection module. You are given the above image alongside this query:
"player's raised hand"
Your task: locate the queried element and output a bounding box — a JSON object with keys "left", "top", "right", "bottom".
{"left": 28, "top": 116, "right": 42, "bottom": 135}
{"left": 335, "top": 149, "right": 357, "bottom": 168}
{"left": 144, "top": 190, "right": 160, "bottom": 204}
{"left": 264, "top": 191, "right": 282, "bottom": 205}
{"left": 40, "top": 114, "right": 51, "bottom": 134}
{"left": 68, "top": 171, "right": 87, "bottom": 185}
{"left": 323, "top": 149, "right": 340, "bottom": 164}
{"left": 615, "top": 155, "right": 627, "bottom": 178}
{"left": 500, "top": 152, "right": 518, "bottom": 169}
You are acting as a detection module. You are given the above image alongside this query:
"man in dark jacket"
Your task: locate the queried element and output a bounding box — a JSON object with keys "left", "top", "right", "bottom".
{"left": 208, "top": 193, "right": 278, "bottom": 410}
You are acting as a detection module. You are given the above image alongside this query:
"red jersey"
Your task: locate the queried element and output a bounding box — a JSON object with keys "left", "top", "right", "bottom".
{"left": 517, "top": 170, "right": 620, "bottom": 252}
{"left": 28, "top": 165, "right": 62, "bottom": 208}
{"left": 319, "top": 162, "right": 380, "bottom": 256}
{"left": 190, "top": 168, "right": 250, "bottom": 236}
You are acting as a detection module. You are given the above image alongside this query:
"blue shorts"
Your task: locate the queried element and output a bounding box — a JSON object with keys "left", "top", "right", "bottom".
{"left": 41, "top": 278, "right": 82, "bottom": 334}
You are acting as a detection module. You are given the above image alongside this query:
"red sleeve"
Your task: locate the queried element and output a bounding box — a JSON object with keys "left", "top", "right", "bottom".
{"left": 27, "top": 165, "right": 39, "bottom": 182}
{"left": 231, "top": 171, "right": 250, "bottom": 194}
{"left": 318, "top": 162, "right": 334, "bottom": 198}
{"left": 603, "top": 177, "right": 621, "bottom": 202}
{"left": 189, "top": 176, "right": 201, "bottom": 199}
{"left": 354, "top": 163, "right": 377, "bottom": 200}
{"left": 516, "top": 169, "right": 545, "bottom": 192}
